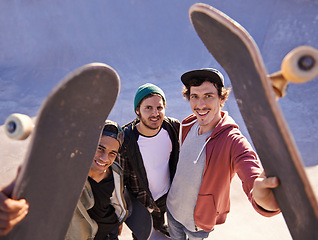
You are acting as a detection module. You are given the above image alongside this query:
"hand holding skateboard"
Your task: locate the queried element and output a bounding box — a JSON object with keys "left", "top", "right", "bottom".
{"left": 252, "top": 172, "right": 280, "bottom": 212}
{"left": 0, "top": 173, "right": 29, "bottom": 236}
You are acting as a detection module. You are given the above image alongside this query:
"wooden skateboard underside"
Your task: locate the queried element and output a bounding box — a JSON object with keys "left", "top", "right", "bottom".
{"left": 124, "top": 190, "right": 153, "bottom": 240}
{"left": 1, "top": 63, "right": 120, "bottom": 240}
{"left": 190, "top": 3, "right": 318, "bottom": 239}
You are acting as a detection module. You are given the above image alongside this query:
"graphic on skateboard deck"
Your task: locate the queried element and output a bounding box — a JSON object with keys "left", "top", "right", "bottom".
{"left": 189, "top": 3, "right": 318, "bottom": 240}
{"left": 0, "top": 63, "right": 120, "bottom": 240}
{"left": 124, "top": 189, "right": 153, "bottom": 240}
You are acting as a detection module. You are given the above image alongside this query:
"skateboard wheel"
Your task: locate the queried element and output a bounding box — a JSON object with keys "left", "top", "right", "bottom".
{"left": 281, "top": 46, "right": 318, "bottom": 83}
{"left": 4, "top": 113, "right": 34, "bottom": 140}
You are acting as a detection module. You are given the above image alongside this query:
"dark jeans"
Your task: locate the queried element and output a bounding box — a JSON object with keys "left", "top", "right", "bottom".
{"left": 151, "top": 193, "right": 168, "bottom": 230}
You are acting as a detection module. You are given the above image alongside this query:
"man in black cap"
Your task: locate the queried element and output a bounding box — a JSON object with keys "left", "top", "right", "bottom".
{"left": 120, "top": 83, "right": 180, "bottom": 237}
{"left": 1, "top": 120, "right": 128, "bottom": 240}
{"left": 166, "top": 68, "right": 281, "bottom": 239}
{"left": 66, "top": 120, "right": 127, "bottom": 240}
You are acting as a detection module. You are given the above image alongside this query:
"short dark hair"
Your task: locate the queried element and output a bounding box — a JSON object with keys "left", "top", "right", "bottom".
{"left": 182, "top": 78, "right": 231, "bottom": 108}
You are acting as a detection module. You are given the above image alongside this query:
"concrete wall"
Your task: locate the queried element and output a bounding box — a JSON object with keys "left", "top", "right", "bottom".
{"left": 1, "top": 0, "right": 317, "bottom": 166}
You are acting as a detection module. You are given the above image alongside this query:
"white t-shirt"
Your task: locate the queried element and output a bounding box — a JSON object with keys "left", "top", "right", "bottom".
{"left": 138, "top": 128, "right": 172, "bottom": 201}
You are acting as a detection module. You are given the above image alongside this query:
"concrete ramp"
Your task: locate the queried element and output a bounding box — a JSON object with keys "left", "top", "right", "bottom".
{"left": 1, "top": 0, "right": 317, "bottom": 166}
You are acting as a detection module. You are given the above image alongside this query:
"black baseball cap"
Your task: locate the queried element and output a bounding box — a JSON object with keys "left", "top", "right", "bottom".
{"left": 181, "top": 68, "right": 224, "bottom": 87}
{"left": 102, "top": 120, "right": 124, "bottom": 146}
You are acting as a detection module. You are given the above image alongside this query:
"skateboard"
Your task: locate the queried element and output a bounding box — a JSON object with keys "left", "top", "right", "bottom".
{"left": 189, "top": 3, "right": 318, "bottom": 240}
{"left": 124, "top": 189, "right": 153, "bottom": 240}
{"left": 0, "top": 63, "right": 120, "bottom": 240}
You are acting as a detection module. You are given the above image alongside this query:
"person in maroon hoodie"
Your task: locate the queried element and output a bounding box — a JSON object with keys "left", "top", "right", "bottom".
{"left": 166, "top": 68, "right": 280, "bottom": 240}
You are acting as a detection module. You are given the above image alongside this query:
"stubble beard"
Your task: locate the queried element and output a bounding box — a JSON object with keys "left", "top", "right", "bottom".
{"left": 139, "top": 114, "right": 162, "bottom": 131}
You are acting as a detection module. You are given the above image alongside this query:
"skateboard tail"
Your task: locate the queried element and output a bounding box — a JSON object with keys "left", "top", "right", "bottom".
{"left": 190, "top": 3, "right": 318, "bottom": 239}
{"left": 4, "top": 63, "right": 120, "bottom": 240}
{"left": 189, "top": 4, "right": 275, "bottom": 102}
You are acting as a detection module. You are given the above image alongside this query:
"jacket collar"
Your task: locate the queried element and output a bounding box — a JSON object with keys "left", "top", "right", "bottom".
{"left": 181, "top": 111, "right": 238, "bottom": 141}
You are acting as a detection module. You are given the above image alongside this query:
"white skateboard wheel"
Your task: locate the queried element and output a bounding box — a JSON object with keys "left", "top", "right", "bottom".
{"left": 4, "top": 113, "right": 34, "bottom": 140}
{"left": 281, "top": 46, "right": 318, "bottom": 83}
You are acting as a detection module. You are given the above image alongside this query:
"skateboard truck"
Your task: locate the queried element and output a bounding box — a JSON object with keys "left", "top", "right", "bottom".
{"left": 5, "top": 113, "right": 34, "bottom": 140}
{"left": 269, "top": 45, "right": 318, "bottom": 98}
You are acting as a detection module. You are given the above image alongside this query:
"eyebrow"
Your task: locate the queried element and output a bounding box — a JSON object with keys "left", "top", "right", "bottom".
{"left": 98, "top": 144, "right": 118, "bottom": 154}
{"left": 191, "top": 91, "right": 216, "bottom": 96}
{"left": 144, "top": 104, "right": 163, "bottom": 107}
{"left": 98, "top": 144, "right": 106, "bottom": 150}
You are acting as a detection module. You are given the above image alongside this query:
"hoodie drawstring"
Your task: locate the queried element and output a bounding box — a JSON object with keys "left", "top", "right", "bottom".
{"left": 193, "top": 137, "right": 211, "bottom": 164}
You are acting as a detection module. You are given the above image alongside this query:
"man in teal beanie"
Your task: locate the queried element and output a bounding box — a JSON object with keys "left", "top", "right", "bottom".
{"left": 119, "top": 83, "right": 180, "bottom": 238}
{"left": 134, "top": 83, "right": 166, "bottom": 113}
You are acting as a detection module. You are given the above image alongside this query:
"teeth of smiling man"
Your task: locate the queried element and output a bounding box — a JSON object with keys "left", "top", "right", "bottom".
{"left": 95, "top": 160, "right": 107, "bottom": 166}
{"left": 198, "top": 112, "right": 208, "bottom": 116}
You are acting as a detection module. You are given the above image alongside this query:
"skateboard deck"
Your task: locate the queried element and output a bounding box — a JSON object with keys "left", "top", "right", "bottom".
{"left": 189, "top": 3, "right": 318, "bottom": 240}
{"left": 124, "top": 189, "right": 153, "bottom": 240}
{"left": 0, "top": 63, "right": 120, "bottom": 240}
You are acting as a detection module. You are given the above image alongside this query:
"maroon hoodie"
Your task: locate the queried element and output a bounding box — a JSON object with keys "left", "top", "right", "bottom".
{"left": 181, "top": 111, "right": 280, "bottom": 231}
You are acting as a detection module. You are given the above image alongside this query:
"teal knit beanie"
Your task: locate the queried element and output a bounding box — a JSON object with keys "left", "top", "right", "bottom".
{"left": 134, "top": 83, "right": 166, "bottom": 112}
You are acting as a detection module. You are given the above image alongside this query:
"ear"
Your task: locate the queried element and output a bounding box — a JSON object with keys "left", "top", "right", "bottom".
{"left": 135, "top": 107, "right": 140, "bottom": 116}
{"left": 219, "top": 97, "right": 225, "bottom": 108}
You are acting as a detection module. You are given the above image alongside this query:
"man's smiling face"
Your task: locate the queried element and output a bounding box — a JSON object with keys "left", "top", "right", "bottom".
{"left": 136, "top": 94, "right": 165, "bottom": 135}
{"left": 90, "top": 135, "right": 119, "bottom": 175}
{"left": 189, "top": 81, "right": 223, "bottom": 134}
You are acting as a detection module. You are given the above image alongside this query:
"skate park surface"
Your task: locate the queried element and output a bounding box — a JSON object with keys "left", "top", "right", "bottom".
{"left": 1, "top": 1, "right": 318, "bottom": 239}
{"left": 1, "top": 128, "right": 317, "bottom": 239}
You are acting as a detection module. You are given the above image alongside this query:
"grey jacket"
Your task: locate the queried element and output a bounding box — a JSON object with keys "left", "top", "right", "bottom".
{"left": 65, "top": 161, "right": 128, "bottom": 240}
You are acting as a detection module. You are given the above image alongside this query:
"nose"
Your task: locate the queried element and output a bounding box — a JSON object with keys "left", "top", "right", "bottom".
{"left": 99, "top": 152, "right": 109, "bottom": 162}
{"left": 152, "top": 108, "right": 159, "bottom": 116}
{"left": 197, "top": 97, "right": 206, "bottom": 108}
